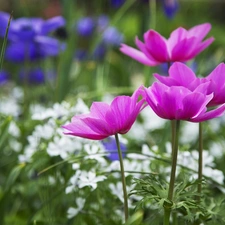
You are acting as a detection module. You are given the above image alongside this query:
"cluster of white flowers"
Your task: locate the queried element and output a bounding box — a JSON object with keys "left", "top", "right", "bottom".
{"left": 5, "top": 89, "right": 223, "bottom": 222}
{"left": 0, "top": 87, "right": 23, "bottom": 117}
{"left": 164, "top": 142, "right": 224, "bottom": 184}
{"left": 19, "top": 99, "right": 92, "bottom": 162}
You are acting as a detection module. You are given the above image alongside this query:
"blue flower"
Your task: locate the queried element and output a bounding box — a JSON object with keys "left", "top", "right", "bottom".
{"left": 102, "top": 137, "right": 127, "bottom": 161}
{"left": 110, "top": 0, "right": 125, "bottom": 8}
{"left": 19, "top": 68, "right": 55, "bottom": 84}
{"left": 75, "top": 49, "right": 88, "bottom": 61}
{"left": 102, "top": 26, "right": 124, "bottom": 46}
{"left": 97, "top": 15, "right": 109, "bottom": 32}
{"left": 92, "top": 42, "right": 107, "bottom": 61}
{"left": 76, "top": 17, "right": 95, "bottom": 37}
{"left": 0, "top": 12, "right": 65, "bottom": 62}
{"left": 0, "top": 70, "right": 9, "bottom": 85}
{"left": 162, "top": 0, "right": 179, "bottom": 19}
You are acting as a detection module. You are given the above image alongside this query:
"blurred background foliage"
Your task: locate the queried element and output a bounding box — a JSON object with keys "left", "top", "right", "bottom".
{"left": 1, "top": 0, "right": 225, "bottom": 105}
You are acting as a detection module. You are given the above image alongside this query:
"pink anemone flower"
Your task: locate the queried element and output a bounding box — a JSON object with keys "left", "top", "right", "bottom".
{"left": 120, "top": 23, "right": 214, "bottom": 66}
{"left": 143, "top": 82, "right": 225, "bottom": 122}
{"left": 62, "top": 87, "right": 146, "bottom": 140}
{"left": 154, "top": 62, "right": 225, "bottom": 107}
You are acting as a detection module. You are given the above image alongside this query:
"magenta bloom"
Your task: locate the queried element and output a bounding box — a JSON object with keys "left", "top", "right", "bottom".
{"left": 63, "top": 88, "right": 146, "bottom": 140}
{"left": 154, "top": 62, "right": 225, "bottom": 107}
{"left": 154, "top": 62, "right": 207, "bottom": 90}
{"left": 205, "top": 63, "right": 225, "bottom": 106}
{"left": 143, "top": 82, "right": 225, "bottom": 122}
{"left": 120, "top": 23, "right": 214, "bottom": 66}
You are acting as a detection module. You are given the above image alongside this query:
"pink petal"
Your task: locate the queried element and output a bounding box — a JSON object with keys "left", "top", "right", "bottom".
{"left": 82, "top": 117, "right": 112, "bottom": 136}
{"left": 154, "top": 73, "right": 179, "bottom": 87}
{"left": 207, "top": 63, "right": 225, "bottom": 84}
{"left": 188, "top": 23, "right": 212, "bottom": 40}
{"left": 170, "top": 37, "right": 196, "bottom": 61}
{"left": 62, "top": 119, "right": 108, "bottom": 140}
{"left": 90, "top": 102, "right": 110, "bottom": 119}
{"left": 160, "top": 90, "right": 179, "bottom": 119}
{"left": 168, "top": 62, "right": 196, "bottom": 87}
{"left": 167, "top": 27, "right": 188, "bottom": 55}
{"left": 187, "top": 37, "right": 214, "bottom": 60}
{"left": 193, "top": 82, "right": 210, "bottom": 95}
{"left": 105, "top": 96, "right": 134, "bottom": 133}
{"left": 120, "top": 44, "right": 158, "bottom": 66}
{"left": 144, "top": 30, "right": 169, "bottom": 62}
{"left": 190, "top": 104, "right": 225, "bottom": 122}
{"left": 144, "top": 85, "right": 163, "bottom": 117}
{"left": 178, "top": 92, "right": 208, "bottom": 120}
{"left": 135, "top": 37, "right": 160, "bottom": 65}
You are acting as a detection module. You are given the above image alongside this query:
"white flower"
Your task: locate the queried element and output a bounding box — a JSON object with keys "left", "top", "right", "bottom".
{"left": 32, "top": 101, "right": 70, "bottom": 120}
{"left": 142, "top": 107, "right": 166, "bottom": 131}
{"left": 9, "top": 139, "right": 22, "bottom": 152}
{"left": 34, "top": 123, "right": 55, "bottom": 140}
{"left": 78, "top": 171, "right": 106, "bottom": 190}
{"left": 8, "top": 121, "right": 20, "bottom": 137}
{"left": 127, "top": 153, "right": 148, "bottom": 160}
{"left": 180, "top": 122, "right": 198, "bottom": 144}
{"left": 66, "top": 170, "right": 82, "bottom": 194}
{"left": 84, "top": 143, "right": 107, "bottom": 165}
{"left": 67, "top": 197, "right": 86, "bottom": 219}
{"left": 72, "top": 98, "right": 89, "bottom": 114}
{"left": 209, "top": 142, "right": 225, "bottom": 158}
{"left": 47, "top": 136, "right": 82, "bottom": 159}
{"left": 203, "top": 167, "right": 224, "bottom": 184}
{"left": 0, "top": 98, "right": 21, "bottom": 117}
{"left": 109, "top": 183, "right": 134, "bottom": 208}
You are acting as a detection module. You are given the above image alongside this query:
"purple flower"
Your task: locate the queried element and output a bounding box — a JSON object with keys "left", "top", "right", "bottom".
{"left": 203, "top": 63, "right": 225, "bottom": 106}
{"left": 163, "top": 0, "right": 179, "bottom": 19}
{"left": 5, "top": 37, "right": 63, "bottom": 62}
{"left": 143, "top": 82, "right": 225, "bottom": 122}
{"left": 154, "top": 62, "right": 225, "bottom": 107}
{"left": 0, "top": 11, "right": 11, "bottom": 37}
{"left": 154, "top": 62, "right": 206, "bottom": 91}
{"left": 120, "top": 23, "right": 214, "bottom": 66}
{"left": 0, "top": 70, "right": 9, "bottom": 85}
{"left": 102, "top": 137, "right": 126, "bottom": 161}
{"left": 102, "top": 26, "right": 124, "bottom": 46}
{"left": 75, "top": 49, "right": 88, "bottom": 61}
{"left": 19, "top": 68, "right": 45, "bottom": 84}
{"left": 19, "top": 68, "right": 55, "bottom": 84}
{"left": 97, "top": 15, "right": 109, "bottom": 32}
{"left": 0, "top": 12, "right": 65, "bottom": 62}
{"left": 63, "top": 87, "right": 146, "bottom": 140}
{"left": 110, "top": 0, "right": 125, "bottom": 8}
{"left": 76, "top": 17, "right": 95, "bottom": 37}
{"left": 92, "top": 42, "right": 107, "bottom": 60}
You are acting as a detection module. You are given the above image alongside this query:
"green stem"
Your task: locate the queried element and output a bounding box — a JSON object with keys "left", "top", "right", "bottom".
{"left": 172, "top": 211, "right": 178, "bottom": 225}
{"left": 164, "top": 120, "right": 180, "bottom": 225}
{"left": 149, "top": 0, "right": 156, "bottom": 30}
{"left": 115, "top": 133, "right": 129, "bottom": 221}
{"left": 112, "top": 0, "right": 136, "bottom": 26}
{"left": 0, "top": 12, "right": 12, "bottom": 70}
{"left": 197, "top": 122, "right": 203, "bottom": 201}
{"left": 171, "top": 120, "right": 176, "bottom": 151}
{"left": 164, "top": 207, "right": 171, "bottom": 225}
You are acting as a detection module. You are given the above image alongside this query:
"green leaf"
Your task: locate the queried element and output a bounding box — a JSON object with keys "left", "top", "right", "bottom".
{"left": 124, "top": 211, "right": 143, "bottom": 225}
{"left": 4, "top": 163, "right": 25, "bottom": 192}
{"left": 0, "top": 116, "right": 12, "bottom": 149}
